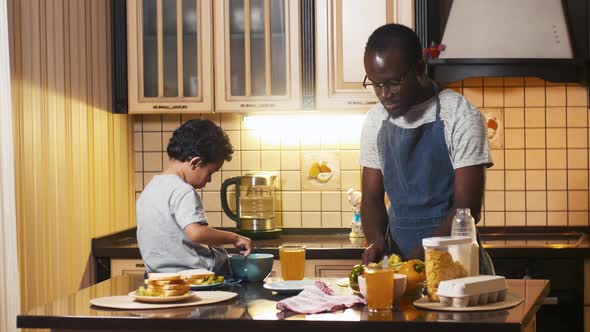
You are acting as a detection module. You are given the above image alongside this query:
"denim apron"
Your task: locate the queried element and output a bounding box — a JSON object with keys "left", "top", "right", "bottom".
{"left": 377, "top": 87, "right": 494, "bottom": 274}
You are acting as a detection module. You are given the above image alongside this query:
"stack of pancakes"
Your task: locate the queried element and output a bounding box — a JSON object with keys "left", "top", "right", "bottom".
{"left": 145, "top": 273, "right": 190, "bottom": 297}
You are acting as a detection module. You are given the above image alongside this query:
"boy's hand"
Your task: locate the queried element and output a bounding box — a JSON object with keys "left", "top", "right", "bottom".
{"left": 234, "top": 235, "right": 252, "bottom": 256}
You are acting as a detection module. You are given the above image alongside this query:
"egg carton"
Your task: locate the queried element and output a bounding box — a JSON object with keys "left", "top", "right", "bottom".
{"left": 436, "top": 275, "right": 508, "bottom": 307}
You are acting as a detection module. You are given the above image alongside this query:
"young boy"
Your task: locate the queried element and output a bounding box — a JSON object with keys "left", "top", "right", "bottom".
{"left": 136, "top": 119, "right": 252, "bottom": 275}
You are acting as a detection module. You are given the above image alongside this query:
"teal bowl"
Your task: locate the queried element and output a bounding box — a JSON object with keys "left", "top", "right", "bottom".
{"left": 229, "top": 253, "right": 274, "bottom": 282}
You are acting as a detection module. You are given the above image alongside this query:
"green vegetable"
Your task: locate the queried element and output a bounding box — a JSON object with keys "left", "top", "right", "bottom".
{"left": 349, "top": 264, "right": 364, "bottom": 285}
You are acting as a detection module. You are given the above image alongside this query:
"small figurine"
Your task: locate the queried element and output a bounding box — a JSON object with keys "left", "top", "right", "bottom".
{"left": 423, "top": 42, "right": 446, "bottom": 59}
{"left": 346, "top": 189, "right": 365, "bottom": 238}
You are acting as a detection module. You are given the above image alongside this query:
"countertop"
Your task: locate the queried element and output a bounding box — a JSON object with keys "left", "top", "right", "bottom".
{"left": 17, "top": 274, "right": 549, "bottom": 332}
{"left": 92, "top": 227, "right": 590, "bottom": 260}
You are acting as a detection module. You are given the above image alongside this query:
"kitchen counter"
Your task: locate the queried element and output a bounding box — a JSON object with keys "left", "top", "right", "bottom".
{"left": 17, "top": 274, "right": 549, "bottom": 332}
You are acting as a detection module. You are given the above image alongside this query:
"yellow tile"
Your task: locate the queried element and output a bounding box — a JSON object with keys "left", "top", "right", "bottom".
{"left": 546, "top": 128, "right": 567, "bottom": 148}
{"left": 135, "top": 172, "right": 144, "bottom": 191}
{"left": 504, "top": 77, "right": 524, "bottom": 86}
{"left": 143, "top": 132, "right": 162, "bottom": 151}
{"left": 568, "top": 149, "right": 588, "bottom": 169}
{"left": 281, "top": 212, "right": 301, "bottom": 228}
{"left": 225, "top": 130, "right": 241, "bottom": 150}
{"left": 462, "top": 87, "right": 483, "bottom": 107}
{"left": 274, "top": 192, "right": 282, "bottom": 211}
{"left": 548, "top": 211, "right": 567, "bottom": 226}
{"left": 220, "top": 114, "right": 242, "bottom": 130}
{"left": 484, "top": 77, "right": 504, "bottom": 86}
{"left": 321, "top": 191, "right": 341, "bottom": 211}
{"left": 133, "top": 116, "right": 143, "bottom": 132}
{"left": 300, "top": 132, "right": 322, "bottom": 150}
{"left": 135, "top": 153, "right": 144, "bottom": 173}
{"left": 547, "top": 170, "right": 567, "bottom": 190}
{"left": 505, "top": 150, "right": 524, "bottom": 169}
{"left": 341, "top": 171, "right": 361, "bottom": 190}
{"left": 547, "top": 191, "right": 567, "bottom": 210}
{"left": 301, "top": 192, "right": 321, "bottom": 211}
{"left": 162, "top": 153, "right": 170, "bottom": 169}
{"left": 302, "top": 212, "right": 322, "bottom": 228}
{"left": 546, "top": 149, "right": 567, "bottom": 169}
{"left": 281, "top": 171, "right": 301, "bottom": 190}
{"left": 506, "top": 191, "right": 525, "bottom": 211}
{"left": 568, "top": 191, "right": 588, "bottom": 211}
{"left": 484, "top": 191, "right": 504, "bottom": 211}
{"left": 162, "top": 114, "right": 181, "bottom": 131}
{"left": 143, "top": 114, "right": 162, "bottom": 131}
{"left": 463, "top": 77, "right": 483, "bottom": 87}
{"left": 241, "top": 130, "right": 261, "bottom": 150}
{"left": 448, "top": 81, "right": 462, "bottom": 88}
{"left": 526, "top": 191, "right": 546, "bottom": 211}
{"left": 525, "top": 129, "right": 545, "bottom": 148}
{"left": 162, "top": 131, "right": 173, "bottom": 149}
{"left": 221, "top": 171, "right": 241, "bottom": 183}
{"left": 505, "top": 170, "right": 525, "bottom": 190}
{"left": 341, "top": 150, "right": 360, "bottom": 170}
{"left": 274, "top": 213, "right": 283, "bottom": 227}
{"left": 134, "top": 133, "right": 143, "bottom": 151}
{"left": 261, "top": 151, "right": 281, "bottom": 171}
{"left": 342, "top": 211, "right": 355, "bottom": 227}
{"left": 567, "top": 107, "right": 588, "bottom": 127}
{"left": 241, "top": 151, "right": 261, "bottom": 171}
{"left": 448, "top": 87, "right": 462, "bottom": 95}
{"left": 505, "top": 129, "right": 524, "bottom": 148}
{"left": 525, "top": 108, "right": 545, "bottom": 128}
{"left": 490, "top": 150, "right": 504, "bottom": 169}
{"left": 525, "top": 87, "right": 545, "bottom": 107}
{"left": 282, "top": 192, "right": 302, "bottom": 211}
{"left": 569, "top": 211, "right": 589, "bottom": 226}
{"left": 204, "top": 172, "right": 222, "bottom": 191}
{"left": 143, "top": 152, "right": 163, "bottom": 172}
{"left": 546, "top": 107, "right": 567, "bottom": 127}
{"left": 483, "top": 87, "right": 503, "bottom": 107}
{"left": 221, "top": 152, "right": 241, "bottom": 171}
{"left": 340, "top": 134, "right": 362, "bottom": 150}
{"left": 486, "top": 170, "right": 504, "bottom": 190}
{"left": 341, "top": 191, "right": 350, "bottom": 212}
{"left": 322, "top": 212, "right": 342, "bottom": 227}
{"left": 504, "top": 108, "right": 524, "bottom": 128}
{"left": 484, "top": 212, "right": 505, "bottom": 226}
{"left": 546, "top": 86, "right": 566, "bottom": 107}
{"left": 181, "top": 113, "right": 202, "bottom": 122}
{"left": 525, "top": 150, "right": 545, "bottom": 169}
{"left": 143, "top": 172, "right": 158, "bottom": 186}
{"left": 526, "top": 212, "right": 547, "bottom": 226}
{"left": 505, "top": 87, "right": 525, "bottom": 107}
{"left": 525, "top": 77, "right": 546, "bottom": 86}
{"left": 260, "top": 135, "right": 281, "bottom": 149}
{"left": 566, "top": 85, "right": 588, "bottom": 107}
{"left": 321, "top": 134, "right": 340, "bottom": 150}
{"left": 281, "top": 151, "right": 300, "bottom": 171}
{"left": 199, "top": 113, "right": 220, "bottom": 126}
{"left": 526, "top": 170, "right": 546, "bottom": 190}
{"left": 567, "top": 128, "right": 588, "bottom": 148}
{"left": 206, "top": 212, "right": 222, "bottom": 228}
{"left": 202, "top": 191, "right": 222, "bottom": 211}
{"left": 568, "top": 170, "right": 588, "bottom": 189}
{"left": 506, "top": 212, "right": 526, "bottom": 226}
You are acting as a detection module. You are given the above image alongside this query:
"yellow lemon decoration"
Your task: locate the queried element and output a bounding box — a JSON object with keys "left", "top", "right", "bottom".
{"left": 309, "top": 161, "right": 321, "bottom": 178}
{"left": 319, "top": 161, "right": 332, "bottom": 173}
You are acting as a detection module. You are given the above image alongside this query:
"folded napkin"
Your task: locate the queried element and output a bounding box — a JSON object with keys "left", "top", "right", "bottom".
{"left": 276, "top": 281, "right": 365, "bottom": 314}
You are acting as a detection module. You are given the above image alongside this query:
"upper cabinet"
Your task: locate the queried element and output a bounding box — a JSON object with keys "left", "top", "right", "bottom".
{"left": 213, "top": 0, "right": 301, "bottom": 111}
{"left": 315, "top": 0, "right": 414, "bottom": 109}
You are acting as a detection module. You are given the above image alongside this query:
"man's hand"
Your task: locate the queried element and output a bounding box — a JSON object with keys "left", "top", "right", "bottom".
{"left": 234, "top": 235, "right": 252, "bottom": 256}
{"left": 362, "top": 239, "right": 387, "bottom": 265}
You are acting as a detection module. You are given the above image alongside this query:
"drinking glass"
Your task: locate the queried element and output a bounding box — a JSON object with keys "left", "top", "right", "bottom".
{"left": 279, "top": 245, "right": 306, "bottom": 280}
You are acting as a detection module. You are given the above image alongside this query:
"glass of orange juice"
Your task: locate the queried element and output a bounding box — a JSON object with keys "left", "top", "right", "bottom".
{"left": 279, "top": 245, "right": 306, "bottom": 280}
{"left": 364, "top": 266, "right": 394, "bottom": 311}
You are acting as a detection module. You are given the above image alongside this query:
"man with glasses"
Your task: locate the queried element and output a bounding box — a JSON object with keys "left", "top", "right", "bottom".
{"left": 359, "top": 23, "right": 494, "bottom": 274}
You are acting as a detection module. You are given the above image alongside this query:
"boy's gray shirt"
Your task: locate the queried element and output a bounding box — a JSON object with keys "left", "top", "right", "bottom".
{"left": 136, "top": 174, "right": 224, "bottom": 273}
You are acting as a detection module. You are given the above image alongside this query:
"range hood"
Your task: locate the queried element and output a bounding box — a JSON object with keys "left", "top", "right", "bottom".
{"left": 418, "top": 0, "right": 590, "bottom": 84}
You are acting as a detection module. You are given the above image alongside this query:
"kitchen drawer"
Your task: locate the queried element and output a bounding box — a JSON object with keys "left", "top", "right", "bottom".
{"left": 111, "top": 259, "right": 146, "bottom": 278}
{"left": 586, "top": 306, "right": 590, "bottom": 332}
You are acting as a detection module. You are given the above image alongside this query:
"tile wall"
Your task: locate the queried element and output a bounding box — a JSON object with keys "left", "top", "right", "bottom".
{"left": 134, "top": 77, "right": 590, "bottom": 228}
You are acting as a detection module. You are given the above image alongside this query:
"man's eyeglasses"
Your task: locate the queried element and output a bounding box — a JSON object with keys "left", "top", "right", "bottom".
{"left": 362, "top": 69, "right": 411, "bottom": 92}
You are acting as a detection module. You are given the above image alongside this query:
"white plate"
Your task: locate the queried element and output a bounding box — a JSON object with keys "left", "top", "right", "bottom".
{"left": 189, "top": 281, "right": 224, "bottom": 290}
{"left": 128, "top": 291, "right": 196, "bottom": 303}
{"left": 413, "top": 292, "right": 524, "bottom": 312}
{"left": 263, "top": 280, "right": 327, "bottom": 294}
{"left": 336, "top": 278, "right": 349, "bottom": 287}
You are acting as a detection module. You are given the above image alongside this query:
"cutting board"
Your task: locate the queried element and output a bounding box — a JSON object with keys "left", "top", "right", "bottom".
{"left": 90, "top": 291, "right": 237, "bottom": 310}
{"left": 413, "top": 292, "right": 524, "bottom": 312}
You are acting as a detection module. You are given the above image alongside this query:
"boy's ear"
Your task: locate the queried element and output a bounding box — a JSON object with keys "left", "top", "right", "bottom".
{"left": 189, "top": 157, "right": 202, "bottom": 169}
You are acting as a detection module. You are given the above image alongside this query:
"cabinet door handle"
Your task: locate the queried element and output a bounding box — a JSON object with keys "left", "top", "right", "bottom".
{"left": 542, "top": 297, "right": 558, "bottom": 305}
{"left": 347, "top": 101, "right": 377, "bottom": 105}
{"left": 240, "top": 103, "right": 276, "bottom": 108}
{"left": 152, "top": 105, "right": 188, "bottom": 109}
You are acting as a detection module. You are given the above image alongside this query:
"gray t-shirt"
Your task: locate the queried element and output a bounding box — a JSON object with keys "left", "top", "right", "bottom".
{"left": 136, "top": 174, "right": 225, "bottom": 274}
{"left": 360, "top": 89, "right": 493, "bottom": 170}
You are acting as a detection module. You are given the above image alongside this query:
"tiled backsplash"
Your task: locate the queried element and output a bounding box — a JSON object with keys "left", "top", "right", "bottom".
{"left": 134, "top": 77, "right": 590, "bottom": 228}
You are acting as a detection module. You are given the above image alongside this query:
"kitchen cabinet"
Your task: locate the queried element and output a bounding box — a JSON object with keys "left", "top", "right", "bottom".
{"left": 127, "top": 0, "right": 214, "bottom": 114}
{"left": 213, "top": 0, "right": 301, "bottom": 111}
{"left": 315, "top": 0, "right": 414, "bottom": 110}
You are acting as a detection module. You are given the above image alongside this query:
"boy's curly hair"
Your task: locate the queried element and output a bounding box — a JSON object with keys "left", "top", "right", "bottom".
{"left": 167, "top": 119, "right": 233, "bottom": 164}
